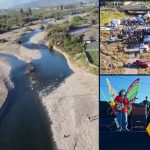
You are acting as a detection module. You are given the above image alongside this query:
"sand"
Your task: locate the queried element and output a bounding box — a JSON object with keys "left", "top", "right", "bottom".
{"left": 42, "top": 72, "right": 98, "bottom": 150}
{"left": 41, "top": 46, "right": 99, "bottom": 150}
{"left": 30, "top": 31, "right": 99, "bottom": 150}
{"left": 0, "top": 25, "right": 41, "bottom": 107}
{"left": 0, "top": 57, "right": 13, "bottom": 109}
{"left": 0, "top": 25, "right": 41, "bottom": 63}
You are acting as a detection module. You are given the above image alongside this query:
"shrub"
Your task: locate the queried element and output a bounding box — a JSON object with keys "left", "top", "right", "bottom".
{"left": 0, "top": 38, "right": 8, "bottom": 43}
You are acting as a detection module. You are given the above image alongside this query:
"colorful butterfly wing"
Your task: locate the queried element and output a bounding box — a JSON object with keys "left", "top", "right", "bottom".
{"left": 106, "top": 78, "right": 117, "bottom": 100}
{"left": 127, "top": 78, "right": 140, "bottom": 102}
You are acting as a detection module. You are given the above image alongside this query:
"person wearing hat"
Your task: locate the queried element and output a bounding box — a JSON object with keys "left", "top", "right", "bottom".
{"left": 114, "top": 89, "right": 130, "bottom": 132}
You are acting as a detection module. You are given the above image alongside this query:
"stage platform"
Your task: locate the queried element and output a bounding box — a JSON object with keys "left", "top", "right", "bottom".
{"left": 100, "top": 131, "right": 150, "bottom": 150}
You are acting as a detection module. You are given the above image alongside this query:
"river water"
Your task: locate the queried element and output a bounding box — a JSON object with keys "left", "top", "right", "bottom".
{"left": 0, "top": 29, "right": 73, "bottom": 150}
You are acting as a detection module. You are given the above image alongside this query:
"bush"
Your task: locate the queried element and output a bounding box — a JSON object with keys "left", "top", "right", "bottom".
{"left": 71, "top": 16, "right": 86, "bottom": 26}
{"left": 24, "top": 26, "right": 33, "bottom": 32}
{"left": 40, "top": 25, "right": 45, "bottom": 30}
{"left": 15, "top": 38, "right": 22, "bottom": 44}
{"left": 0, "top": 38, "right": 8, "bottom": 43}
{"left": 46, "top": 23, "right": 85, "bottom": 56}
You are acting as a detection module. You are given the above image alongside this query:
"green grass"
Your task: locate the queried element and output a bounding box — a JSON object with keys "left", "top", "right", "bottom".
{"left": 86, "top": 42, "right": 98, "bottom": 52}
{"left": 100, "top": 10, "right": 129, "bottom": 27}
{"left": 74, "top": 53, "right": 98, "bottom": 74}
{"left": 85, "top": 42, "right": 98, "bottom": 66}
{"left": 86, "top": 51, "right": 99, "bottom": 66}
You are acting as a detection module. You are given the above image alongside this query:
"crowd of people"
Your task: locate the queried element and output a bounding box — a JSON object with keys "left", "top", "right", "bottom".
{"left": 108, "top": 16, "right": 150, "bottom": 44}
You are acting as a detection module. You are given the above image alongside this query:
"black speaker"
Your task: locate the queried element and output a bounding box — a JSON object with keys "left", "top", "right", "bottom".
{"left": 131, "top": 115, "right": 147, "bottom": 131}
{"left": 100, "top": 101, "right": 112, "bottom": 118}
{"left": 100, "top": 117, "right": 117, "bottom": 131}
{"left": 146, "top": 115, "right": 150, "bottom": 126}
{"left": 132, "top": 105, "right": 147, "bottom": 116}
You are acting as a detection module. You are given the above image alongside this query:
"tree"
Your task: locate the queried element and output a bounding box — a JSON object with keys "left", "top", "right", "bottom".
{"left": 28, "top": 7, "right": 32, "bottom": 16}
{"left": 20, "top": 8, "right": 24, "bottom": 16}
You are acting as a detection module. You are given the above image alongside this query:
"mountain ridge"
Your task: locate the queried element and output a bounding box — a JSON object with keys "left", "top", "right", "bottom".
{"left": 11, "top": 0, "right": 98, "bottom": 9}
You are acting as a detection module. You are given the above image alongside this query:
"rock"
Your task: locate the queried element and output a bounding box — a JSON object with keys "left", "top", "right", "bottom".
{"left": 25, "top": 64, "right": 36, "bottom": 75}
{"left": 117, "top": 62, "right": 124, "bottom": 67}
{"left": 111, "top": 55, "right": 117, "bottom": 60}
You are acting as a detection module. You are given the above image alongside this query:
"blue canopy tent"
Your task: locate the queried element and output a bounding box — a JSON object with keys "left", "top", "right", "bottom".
{"left": 127, "top": 28, "right": 134, "bottom": 33}
{"left": 132, "top": 18, "right": 144, "bottom": 24}
{"left": 143, "top": 35, "right": 150, "bottom": 43}
{"left": 147, "top": 28, "right": 150, "bottom": 33}
{"left": 137, "top": 15, "right": 143, "bottom": 19}
{"left": 122, "top": 18, "right": 131, "bottom": 24}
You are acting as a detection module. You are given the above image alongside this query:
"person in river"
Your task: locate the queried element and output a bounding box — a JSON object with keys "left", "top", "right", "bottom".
{"left": 114, "top": 89, "right": 130, "bottom": 132}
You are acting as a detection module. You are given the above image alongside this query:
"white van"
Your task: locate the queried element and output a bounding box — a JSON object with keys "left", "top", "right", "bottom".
{"left": 139, "top": 43, "right": 149, "bottom": 53}
{"left": 111, "top": 19, "right": 121, "bottom": 25}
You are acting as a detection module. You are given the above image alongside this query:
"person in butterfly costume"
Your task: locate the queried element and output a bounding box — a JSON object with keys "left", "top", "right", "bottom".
{"left": 114, "top": 89, "right": 130, "bottom": 132}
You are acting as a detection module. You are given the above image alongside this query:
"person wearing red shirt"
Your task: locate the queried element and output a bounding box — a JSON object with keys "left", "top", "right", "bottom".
{"left": 114, "top": 89, "right": 130, "bottom": 132}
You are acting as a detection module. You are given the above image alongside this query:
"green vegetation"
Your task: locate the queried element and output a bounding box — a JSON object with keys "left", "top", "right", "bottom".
{"left": 40, "top": 25, "right": 45, "bottom": 30}
{"left": 71, "top": 16, "right": 87, "bottom": 26}
{"left": 24, "top": 26, "right": 33, "bottom": 32}
{"left": 100, "top": 10, "right": 129, "bottom": 27}
{"left": 0, "top": 5, "right": 98, "bottom": 34}
{"left": 46, "top": 23, "right": 84, "bottom": 56}
{"left": 45, "top": 7, "right": 98, "bottom": 74}
{"left": 85, "top": 42, "right": 99, "bottom": 66}
{"left": 0, "top": 38, "right": 8, "bottom": 43}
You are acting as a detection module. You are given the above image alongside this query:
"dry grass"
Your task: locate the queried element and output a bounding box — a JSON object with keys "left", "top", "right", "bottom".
{"left": 100, "top": 41, "right": 128, "bottom": 74}
{"left": 138, "top": 51, "right": 150, "bottom": 74}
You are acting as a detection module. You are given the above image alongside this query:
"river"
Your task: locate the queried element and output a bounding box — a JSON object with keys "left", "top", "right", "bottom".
{"left": 0, "top": 29, "right": 73, "bottom": 150}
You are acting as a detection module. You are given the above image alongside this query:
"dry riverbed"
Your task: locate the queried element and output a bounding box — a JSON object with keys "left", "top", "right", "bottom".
{"left": 0, "top": 57, "right": 13, "bottom": 108}
{"left": 0, "top": 25, "right": 41, "bottom": 62}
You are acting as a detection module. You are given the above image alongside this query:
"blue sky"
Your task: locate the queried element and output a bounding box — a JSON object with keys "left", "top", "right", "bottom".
{"left": 0, "top": 0, "right": 34, "bottom": 9}
{"left": 100, "top": 76, "right": 150, "bottom": 103}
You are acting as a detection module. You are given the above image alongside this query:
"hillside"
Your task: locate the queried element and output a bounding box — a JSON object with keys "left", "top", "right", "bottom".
{"left": 11, "top": 0, "right": 98, "bottom": 9}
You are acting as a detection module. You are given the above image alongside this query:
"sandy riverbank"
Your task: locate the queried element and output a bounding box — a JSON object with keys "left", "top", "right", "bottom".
{"left": 31, "top": 30, "right": 99, "bottom": 150}
{"left": 0, "top": 25, "right": 42, "bottom": 108}
{"left": 0, "top": 25, "right": 41, "bottom": 63}
{"left": 42, "top": 72, "right": 98, "bottom": 150}
{"left": 41, "top": 46, "right": 98, "bottom": 149}
{"left": 0, "top": 57, "right": 13, "bottom": 109}
{"left": 26, "top": 30, "right": 99, "bottom": 149}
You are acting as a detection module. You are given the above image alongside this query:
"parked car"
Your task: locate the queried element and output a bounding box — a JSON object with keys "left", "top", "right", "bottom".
{"left": 100, "top": 27, "right": 112, "bottom": 31}
{"left": 139, "top": 43, "right": 149, "bottom": 53}
{"left": 108, "top": 36, "right": 117, "bottom": 43}
{"left": 133, "top": 60, "right": 150, "bottom": 68}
